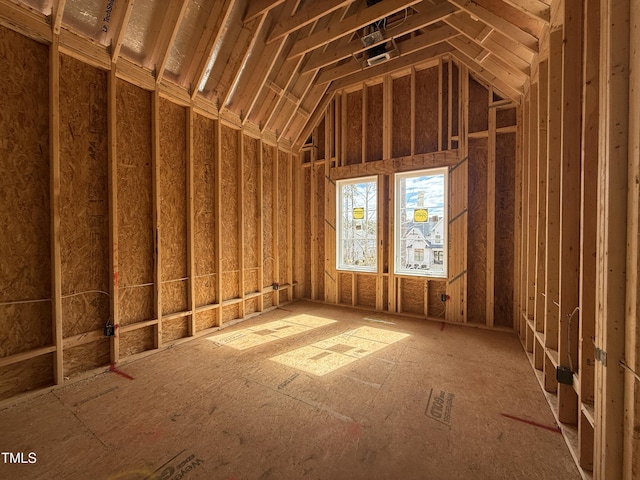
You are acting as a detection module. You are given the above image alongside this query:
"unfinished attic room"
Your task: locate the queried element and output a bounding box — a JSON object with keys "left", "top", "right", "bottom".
{"left": 1, "top": 0, "right": 640, "bottom": 478}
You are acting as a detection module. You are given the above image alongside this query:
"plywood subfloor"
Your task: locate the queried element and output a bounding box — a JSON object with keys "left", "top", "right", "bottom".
{"left": 0, "top": 302, "right": 580, "bottom": 480}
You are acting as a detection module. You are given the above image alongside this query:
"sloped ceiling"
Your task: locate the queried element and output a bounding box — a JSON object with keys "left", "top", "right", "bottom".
{"left": 3, "top": 0, "right": 547, "bottom": 148}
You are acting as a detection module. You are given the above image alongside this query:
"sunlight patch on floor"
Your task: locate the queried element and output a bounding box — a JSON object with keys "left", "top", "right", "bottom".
{"left": 206, "top": 315, "right": 336, "bottom": 350}
{"left": 270, "top": 326, "right": 409, "bottom": 376}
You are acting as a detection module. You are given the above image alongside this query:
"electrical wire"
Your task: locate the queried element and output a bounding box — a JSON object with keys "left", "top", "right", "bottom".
{"left": 566, "top": 306, "right": 579, "bottom": 372}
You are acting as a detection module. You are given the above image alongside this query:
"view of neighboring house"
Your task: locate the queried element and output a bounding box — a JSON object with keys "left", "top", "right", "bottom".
{"left": 403, "top": 215, "right": 444, "bottom": 272}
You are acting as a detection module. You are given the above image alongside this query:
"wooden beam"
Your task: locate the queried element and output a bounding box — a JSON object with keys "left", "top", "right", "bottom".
{"left": 447, "top": 0, "right": 538, "bottom": 54}
{"left": 244, "top": 0, "right": 287, "bottom": 23}
{"left": 109, "top": 0, "right": 135, "bottom": 63}
{"left": 214, "top": 120, "right": 223, "bottom": 327}
{"left": 594, "top": 0, "right": 629, "bottom": 477}
{"left": 108, "top": 63, "right": 120, "bottom": 363}
{"left": 52, "top": 0, "right": 66, "bottom": 35}
{"left": 287, "top": 0, "right": 421, "bottom": 59}
{"left": 187, "top": 0, "right": 237, "bottom": 98}
{"left": 328, "top": 42, "right": 453, "bottom": 93}
{"left": 187, "top": 106, "right": 196, "bottom": 336}
{"left": 0, "top": 0, "right": 51, "bottom": 44}
{"left": 499, "top": 0, "right": 549, "bottom": 24}
{"left": 486, "top": 88, "right": 496, "bottom": 327}
{"left": 268, "top": 0, "right": 354, "bottom": 44}
{"left": 302, "top": 3, "right": 457, "bottom": 74}
{"left": 153, "top": 0, "right": 189, "bottom": 84}
{"left": 152, "top": 90, "right": 162, "bottom": 349}
{"left": 50, "top": 35, "right": 63, "bottom": 384}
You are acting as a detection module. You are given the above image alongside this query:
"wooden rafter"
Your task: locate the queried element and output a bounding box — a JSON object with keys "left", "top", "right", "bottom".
{"left": 498, "top": 0, "right": 549, "bottom": 23}
{"left": 301, "top": 2, "right": 457, "bottom": 74}
{"left": 52, "top": 0, "right": 66, "bottom": 34}
{"left": 108, "top": 0, "right": 135, "bottom": 63}
{"left": 244, "top": 0, "right": 287, "bottom": 23}
{"left": 287, "top": 0, "right": 422, "bottom": 59}
{"left": 152, "top": 0, "right": 189, "bottom": 83}
{"left": 185, "top": 0, "right": 238, "bottom": 98}
{"left": 267, "top": 0, "right": 355, "bottom": 44}
{"left": 447, "top": 0, "right": 538, "bottom": 53}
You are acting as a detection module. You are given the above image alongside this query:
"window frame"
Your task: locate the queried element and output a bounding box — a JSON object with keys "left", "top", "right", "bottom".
{"left": 336, "top": 175, "right": 378, "bottom": 273}
{"left": 393, "top": 167, "right": 448, "bottom": 278}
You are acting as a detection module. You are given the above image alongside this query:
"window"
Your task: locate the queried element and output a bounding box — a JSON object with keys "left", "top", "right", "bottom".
{"left": 395, "top": 168, "right": 447, "bottom": 277}
{"left": 337, "top": 176, "right": 378, "bottom": 272}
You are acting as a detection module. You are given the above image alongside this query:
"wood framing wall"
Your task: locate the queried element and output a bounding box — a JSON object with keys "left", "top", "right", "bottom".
{"left": 514, "top": 0, "right": 640, "bottom": 478}
{"left": 0, "top": 24, "right": 296, "bottom": 402}
{"left": 296, "top": 59, "right": 518, "bottom": 328}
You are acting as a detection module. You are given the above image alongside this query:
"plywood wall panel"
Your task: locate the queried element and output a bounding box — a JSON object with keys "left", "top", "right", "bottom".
{"left": 346, "top": 90, "right": 363, "bottom": 165}
{"left": 441, "top": 64, "right": 449, "bottom": 149}
{"left": 159, "top": 98, "right": 188, "bottom": 315}
{"left": 339, "top": 273, "right": 353, "bottom": 305}
{"left": 116, "top": 79, "right": 154, "bottom": 325}
{"left": 59, "top": 54, "right": 109, "bottom": 339}
{"left": 494, "top": 133, "right": 516, "bottom": 327}
{"left": 469, "top": 77, "right": 489, "bottom": 133}
{"left": 317, "top": 117, "right": 326, "bottom": 160}
{"left": 428, "top": 280, "right": 447, "bottom": 320}
{"left": 467, "top": 138, "right": 488, "bottom": 324}
{"left": 392, "top": 75, "right": 411, "bottom": 158}
{"left": 63, "top": 340, "right": 110, "bottom": 378}
{"left": 222, "top": 304, "right": 239, "bottom": 323}
{"left": 119, "top": 327, "right": 154, "bottom": 359}
{"left": 278, "top": 150, "right": 290, "bottom": 283}
{"left": 415, "top": 67, "right": 439, "bottom": 154}
{"left": 366, "top": 83, "right": 384, "bottom": 162}
{"left": 0, "top": 354, "right": 53, "bottom": 401}
{"left": 193, "top": 114, "right": 216, "bottom": 307}
{"left": 451, "top": 63, "right": 459, "bottom": 139}
{"left": 0, "top": 26, "right": 52, "bottom": 358}
{"left": 356, "top": 274, "right": 377, "bottom": 308}
{"left": 497, "top": 108, "right": 517, "bottom": 128}
{"left": 195, "top": 309, "right": 217, "bottom": 331}
{"left": 243, "top": 135, "right": 260, "bottom": 293}
{"left": 263, "top": 144, "right": 275, "bottom": 288}
{"left": 162, "top": 317, "right": 189, "bottom": 344}
{"left": 221, "top": 125, "right": 240, "bottom": 300}
{"left": 401, "top": 278, "right": 425, "bottom": 315}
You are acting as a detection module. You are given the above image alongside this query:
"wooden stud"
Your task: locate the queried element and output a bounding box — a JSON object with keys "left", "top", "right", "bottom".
{"left": 238, "top": 131, "right": 245, "bottom": 318}
{"left": 267, "top": 0, "right": 352, "bottom": 44}
{"left": 187, "top": 106, "right": 196, "bottom": 336}
{"left": 108, "top": 63, "right": 120, "bottom": 363}
{"left": 594, "top": 0, "right": 629, "bottom": 477}
{"left": 50, "top": 34, "right": 63, "bottom": 384}
{"left": 325, "top": 101, "right": 338, "bottom": 304}
{"left": 486, "top": 88, "right": 496, "bottom": 327}
{"left": 152, "top": 90, "right": 162, "bottom": 349}
{"left": 535, "top": 63, "right": 548, "bottom": 336}
{"left": 410, "top": 67, "right": 416, "bottom": 156}
{"left": 310, "top": 135, "right": 318, "bottom": 299}
{"left": 214, "top": 120, "right": 223, "bottom": 327}
{"left": 258, "top": 139, "right": 265, "bottom": 312}
{"left": 273, "top": 143, "right": 280, "bottom": 307}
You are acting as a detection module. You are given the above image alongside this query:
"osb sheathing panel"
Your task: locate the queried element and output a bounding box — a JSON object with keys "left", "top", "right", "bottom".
{"left": 119, "top": 327, "right": 154, "bottom": 359}
{"left": 392, "top": 75, "right": 411, "bottom": 158}
{"left": 427, "top": 280, "right": 447, "bottom": 320}
{"left": 63, "top": 339, "right": 110, "bottom": 378}
{"left": 467, "top": 137, "right": 488, "bottom": 324}
{"left": 401, "top": 277, "right": 425, "bottom": 315}
{"left": 345, "top": 90, "right": 363, "bottom": 165}
{"left": 0, "top": 26, "right": 52, "bottom": 358}
{"left": 116, "top": 79, "right": 154, "bottom": 325}
{"left": 262, "top": 144, "right": 275, "bottom": 287}
{"left": 243, "top": 135, "right": 260, "bottom": 290}
{"left": 0, "top": 354, "right": 53, "bottom": 401}
{"left": 162, "top": 317, "right": 188, "bottom": 344}
{"left": 415, "top": 67, "right": 439, "bottom": 154}
{"left": 159, "top": 98, "right": 188, "bottom": 315}
{"left": 356, "top": 274, "right": 376, "bottom": 309}
{"left": 469, "top": 77, "right": 489, "bottom": 133}
{"left": 339, "top": 273, "right": 352, "bottom": 305}
{"left": 59, "top": 54, "right": 109, "bottom": 339}
{"left": 366, "top": 83, "right": 383, "bottom": 162}
{"left": 302, "top": 168, "right": 312, "bottom": 297}
{"left": 222, "top": 304, "right": 239, "bottom": 323}
{"left": 193, "top": 114, "right": 216, "bottom": 306}
{"left": 278, "top": 289, "right": 289, "bottom": 304}
{"left": 494, "top": 133, "right": 516, "bottom": 327}
{"left": 244, "top": 269, "right": 259, "bottom": 296}
{"left": 221, "top": 125, "right": 240, "bottom": 300}
{"left": 263, "top": 292, "right": 274, "bottom": 309}
{"left": 314, "top": 165, "right": 325, "bottom": 297}
{"left": 278, "top": 150, "right": 289, "bottom": 283}
{"left": 195, "top": 309, "right": 217, "bottom": 331}
{"left": 317, "top": 117, "right": 326, "bottom": 160}
{"left": 497, "top": 108, "right": 517, "bottom": 129}
{"left": 245, "top": 297, "right": 258, "bottom": 316}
